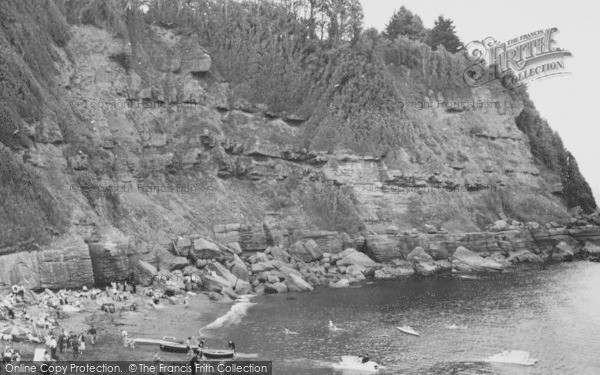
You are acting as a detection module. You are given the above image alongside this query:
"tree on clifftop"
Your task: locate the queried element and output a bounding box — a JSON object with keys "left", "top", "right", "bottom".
{"left": 427, "top": 15, "right": 463, "bottom": 53}
{"left": 383, "top": 6, "right": 426, "bottom": 42}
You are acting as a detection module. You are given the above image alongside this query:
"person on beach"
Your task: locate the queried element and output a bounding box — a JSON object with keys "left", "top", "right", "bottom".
{"left": 78, "top": 332, "right": 86, "bottom": 353}
{"left": 87, "top": 325, "right": 97, "bottom": 345}
{"left": 71, "top": 336, "right": 79, "bottom": 359}
{"left": 57, "top": 332, "right": 64, "bottom": 354}
{"left": 183, "top": 296, "right": 190, "bottom": 309}
{"left": 185, "top": 337, "right": 192, "bottom": 351}
{"left": 153, "top": 352, "right": 160, "bottom": 363}
{"left": 121, "top": 329, "right": 128, "bottom": 347}
{"left": 198, "top": 338, "right": 205, "bottom": 349}
{"left": 48, "top": 335, "right": 57, "bottom": 359}
{"left": 228, "top": 340, "right": 235, "bottom": 353}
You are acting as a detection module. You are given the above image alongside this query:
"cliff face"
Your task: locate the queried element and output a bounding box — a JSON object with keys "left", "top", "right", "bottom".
{"left": 0, "top": 1, "right": 595, "bottom": 289}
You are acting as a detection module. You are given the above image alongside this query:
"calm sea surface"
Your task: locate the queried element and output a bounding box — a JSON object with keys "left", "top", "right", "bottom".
{"left": 210, "top": 262, "right": 600, "bottom": 375}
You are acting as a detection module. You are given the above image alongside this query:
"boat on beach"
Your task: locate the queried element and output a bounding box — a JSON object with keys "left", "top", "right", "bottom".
{"left": 133, "top": 336, "right": 183, "bottom": 346}
{"left": 158, "top": 342, "right": 235, "bottom": 359}
{"left": 397, "top": 326, "right": 420, "bottom": 336}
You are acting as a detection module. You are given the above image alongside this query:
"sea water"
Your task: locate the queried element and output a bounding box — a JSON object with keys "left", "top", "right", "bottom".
{"left": 213, "top": 262, "right": 600, "bottom": 375}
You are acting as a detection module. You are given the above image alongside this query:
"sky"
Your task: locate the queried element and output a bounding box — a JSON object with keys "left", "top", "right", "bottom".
{"left": 359, "top": 0, "right": 600, "bottom": 205}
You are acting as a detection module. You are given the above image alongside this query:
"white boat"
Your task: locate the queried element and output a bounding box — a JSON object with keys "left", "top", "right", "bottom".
{"left": 332, "top": 356, "right": 384, "bottom": 372}
{"left": 485, "top": 350, "right": 537, "bottom": 366}
{"left": 397, "top": 326, "right": 420, "bottom": 336}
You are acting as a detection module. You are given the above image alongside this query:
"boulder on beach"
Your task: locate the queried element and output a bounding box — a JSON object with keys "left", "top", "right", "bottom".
{"left": 190, "top": 239, "right": 222, "bottom": 261}
{"left": 552, "top": 241, "right": 575, "bottom": 262}
{"left": 336, "top": 249, "right": 377, "bottom": 267}
{"left": 264, "top": 282, "right": 288, "bottom": 294}
{"left": 230, "top": 254, "right": 250, "bottom": 281}
{"left": 249, "top": 252, "right": 269, "bottom": 264}
{"left": 201, "top": 274, "right": 229, "bottom": 292}
{"left": 266, "top": 246, "right": 291, "bottom": 263}
{"left": 407, "top": 247, "right": 433, "bottom": 262}
{"left": 136, "top": 260, "right": 157, "bottom": 276}
{"left": 374, "top": 266, "right": 414, "bottom": 280}
{"left": 289, "top": 240, "right": 321, "bottom": 262}
{"left": 584, "top": 242, "right": 600, "bottom": 261}
{"left": 175, "top": 236, "right": 193, "bottom": 257}
{"left": 251, "top": 261, "right": 276, "bottom": 273}
{"left": 158, "top": 254, "right": 190, "bottom": 272}
{"left": 452, "top": 246, "right": 504, "bottom": 273}
{"left": 329, "top": 278, "right": 351, "bottom": 288}
{"left": 507, "top": 250, "right": 543, "bottom": 264}
{"left": 286, "top": 274, "right": 314, "bottom": 292}
{"left": 414, "top": 260, "right": 439, "bottom": 276}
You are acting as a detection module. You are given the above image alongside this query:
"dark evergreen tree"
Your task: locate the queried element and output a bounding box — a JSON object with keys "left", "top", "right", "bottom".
{"left": 384, "top": 6, "right": 426, "bottom": 42}
{"left": 427, "top": 15, "right": 463, "bottom": 53}
{"left": 561, "top": 151, "right": 597, "bottom": 213}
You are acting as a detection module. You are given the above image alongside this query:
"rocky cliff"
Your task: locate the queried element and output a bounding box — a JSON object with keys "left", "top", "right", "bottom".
{"left": 0, "top": 0, "right": 597, "bottom": 290}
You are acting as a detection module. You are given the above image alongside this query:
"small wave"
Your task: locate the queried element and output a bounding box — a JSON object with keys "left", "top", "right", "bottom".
{"left": 200, "top": 296, "right": 256, "bottom": 332}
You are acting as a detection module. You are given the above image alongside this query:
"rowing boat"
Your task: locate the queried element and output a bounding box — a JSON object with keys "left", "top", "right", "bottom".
{"left": 397, "top": 326, "right": 420, "bottom": 336}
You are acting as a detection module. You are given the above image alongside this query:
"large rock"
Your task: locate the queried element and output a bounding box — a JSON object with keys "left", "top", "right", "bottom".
{"left": 286, "top": 274, "right": 314, "bottom": 292}
{"left": 0, "top": 234, "right": 97, "bottom": 290}
{"left": 264, "top": 282, "right": 288, "bottom": 294}
{"left": 249, "top": 252, "right": 269, "bottom": 264}
{"left": 291, "top": 230, "right": 343, "bottom": 254}
{"left": 329, "top": 278, "right": 351, "bottom": 288}
{"left": 201, "top": 274, "right": 229, "bottom": 293}
{"left": 289, "top": 240, "right": 321, "bottom": 262}
{"left": 363, "top": 235, "right": 400, "bottom": 262}
{"left": 190, "top": 239, "right": 222, "bottom": 260}
{"left": 175, "top": 236, "right": 193, "bottom": 257}
{"left": 452, "top": 246, "right": 504, "bottom": 273}
{"left": 584, "top": 242, "right": 600, "bottom": 255}
{"left": 278, "top": 265, "right": 302, "bottom": 278}
{"left": 266, "top": 246, "right": 291, "bottom": 263}
{"left": 414, "top": 260, "right": 439, "bottom": 276}
{"left": 374, "top": 266, "right": 414, "bottom": 280}
{"left": 552, "top": 241, "right": 575, "bottom": 262}
{"left": 251, "top": 262, "right": 276, "bottom": 273}
{"left": 206, "top": 261, "right": 238, "bottom": 286}
{"left": 428, "top": 242, "right": 450, "bottom": 260}
{"left": 406, "top": 247, "right": 433, "bottom": 262}
{"left": 158, "top": 254, "right": 190, "bottom": 272}
{"left": 87, "top": 233, "right": 130, "bottom": 286}
{"left": 336, "top": 249, "right": 377, "bottom": 267}
{"left": 507, "top": 250, "right": 543, "bottom": 264}
{"left": 230, "top": 255, "right": 250, "bottom": 281}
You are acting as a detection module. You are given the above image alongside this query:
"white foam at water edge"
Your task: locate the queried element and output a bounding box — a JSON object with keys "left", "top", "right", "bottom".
{"left": 200, "top": 295, "right": 256, "bottom": 331}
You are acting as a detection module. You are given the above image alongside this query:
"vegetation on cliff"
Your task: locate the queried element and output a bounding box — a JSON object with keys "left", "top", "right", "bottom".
{"left": 0, "top": 0, "right": 596, "bottom": 251}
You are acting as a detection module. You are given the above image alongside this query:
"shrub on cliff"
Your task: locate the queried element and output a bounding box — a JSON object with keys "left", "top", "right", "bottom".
{"left": 0, "top": 145, "right": 68, "bottom": 249}
{"left": 515, "top": 105, "right": 596, "bottom": 213}
{"left": 304, "top": 180, "right": 365, "bottom": 234}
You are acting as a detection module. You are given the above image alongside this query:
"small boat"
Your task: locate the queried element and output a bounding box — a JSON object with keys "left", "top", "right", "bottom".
{"left": 133, "top": 337, "right": 183, "bottom": 346}
{"left": 202, "top": 348, "right": 235, "bottom": 359}
{"left": 485, "top": 350, "right": 537, "bottom": 366}
{"left": 332, "top": 356, "right": 384, "bottom": 372}
{"left": 159, "top": 343, "right": 234, "bottom": 359}
{"left": 397, "top": 326, "right": 420, "bottom": 336}
{"left": 159, "top": 343, "right": 198, "bottom": 353}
